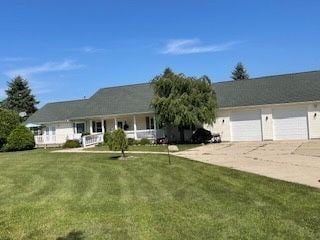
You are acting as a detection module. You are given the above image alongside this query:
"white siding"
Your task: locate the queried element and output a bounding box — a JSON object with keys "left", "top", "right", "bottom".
{"left": 55, "top": 122, "right": 74, "bottom": 138}
{"left": 41, "top": 122, "right": 74, "bottom": 144}
{"left": 204, "top": 110, "right": 231, "bottom": 141}
{"left": 308, "top": 103, "right": 320, "bottom": 139}
{"left": 105, "top": 119, "right": 115, "bottom": 132}
{"left": 207, "top": 102, "right": 320, "bottom": 142}
{"left": 261, "top": 108, "right": 273, "bottom": 140}
{"left": 135, "top": 114, "right": 149, "bottom": 130}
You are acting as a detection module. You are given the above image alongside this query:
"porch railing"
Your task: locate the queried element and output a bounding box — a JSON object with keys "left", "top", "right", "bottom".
{"left": 82, "top": 133, "right": 104, "bottom": 148}
{"left": 124, "top": 129, "right": 165, "bottom": 140}
{"left": 34, "top": 129, "right": 165, "bottom": 147}
{"left": 34, "top": 134, "right": 82, "bottom": 146}
{"left": 136, "top": 129, "right": 156, "bottom": 139}
{"left": 125, "top": 130, "right": 135, "bottom": 139}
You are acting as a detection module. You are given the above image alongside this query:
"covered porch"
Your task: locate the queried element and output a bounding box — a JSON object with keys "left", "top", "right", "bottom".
{"left": 31, "top": 113, "right": 165, "bottom": 148}
{"left": 73, "top": 113, "right": 165, "bottom": 147}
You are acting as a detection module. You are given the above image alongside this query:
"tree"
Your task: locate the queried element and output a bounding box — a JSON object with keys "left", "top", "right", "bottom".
{"left": 2, "top": 76, "right": 39, "bottom": 118}
{"left": 3, "top": 125, "right": 35, "bottom": 152}
{"left": 0, "top": 108, "right": 20, "bottom": 148}
{"left": 231, "top": 62, "right": 249, "bottom": 81}
{"left": 108, "top": 129, "right": 128, "bottom": 158}
{"left": 151, "top": 68, "right": 217, "bottom": 143}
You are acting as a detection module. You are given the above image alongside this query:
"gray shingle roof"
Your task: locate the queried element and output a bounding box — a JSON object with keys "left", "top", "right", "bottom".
{"left": 215, "top": 70, "right": 320, "bottom": 108}
{"left": 71, "top": 83, "right": 154, "bottom": 118}
{"left": 27, "top": 71, "right": 320, "bottom": 124}
{"left": 26, "top": 84, "right": 154, "bottom": 124}
{"left": 26, "top": 99, "right": 88, "bottom": 124}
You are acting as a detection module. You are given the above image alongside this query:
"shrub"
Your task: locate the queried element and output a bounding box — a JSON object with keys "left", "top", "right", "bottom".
{"left": 4, "top": 125, "right": 35, "bottom": 151}
{"left": 140, "top": 138, "right": 151, "bottom": 145}
{"left": 63, "top": 140, "right": 81, "bottom": 148}
{"left": 104, "top": 132, "right": 113, "bottom": 148}
{"left": 109, "top": 129, "right": 128, "bottom": 157}
{"left": 127, "top": 138, "right": 136, "bottom": 146}
{"left": 0, "top": 108, "right": 20, "bottom": 148}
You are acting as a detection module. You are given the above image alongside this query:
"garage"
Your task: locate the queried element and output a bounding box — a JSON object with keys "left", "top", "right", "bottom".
{"left": 273, "top": 107, "right": 309, "bottom": 140}
{"left": 231, "top": 109, "right": 262, "bottom": 141}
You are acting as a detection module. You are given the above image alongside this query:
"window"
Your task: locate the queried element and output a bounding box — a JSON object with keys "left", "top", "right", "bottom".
{"left": 96, "top": 122, "right": 102, "bottom": 132}
{"left": 146, "top": 116, "right": 155, "bottom": 130}
{"left": 92, "top": 121, "right": 96, "bottom": 132}
{"left": 123, "top": 121, "right": 129, "bottom": 130}
{"left": 117, "top": 121, "right": 123, "bottom": 129}
{"left": 51, "top": 126, "right": 56, "bottom": 135}
{"left": 104, "top": 120, "right": 107, "bottom": 132}
{"left": 45, "top": 127, "right": 50, "bottom": 135}
{"left": 76, "top": 123, "right": 85, "bottom": 134}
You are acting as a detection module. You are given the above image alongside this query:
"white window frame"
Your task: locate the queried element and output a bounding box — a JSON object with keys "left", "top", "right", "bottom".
{"left": 145, "top": 116, "right": 154, "bottom": 130}
{"left": 50, "top": 126, "right": 56, "bottom": 135}
{"left": 74, "top": 122, "right": 86, "bottom": 134}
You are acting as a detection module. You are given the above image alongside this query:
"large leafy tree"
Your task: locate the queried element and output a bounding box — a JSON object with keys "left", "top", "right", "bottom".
{"left": 151, "top": 68, "right": 217, "bottom": 142}
{"left": 231, "top": 62, "right": 249, "bottom": 81}
{"left": 2, "top": 76, "right": 39, "bottom": 118}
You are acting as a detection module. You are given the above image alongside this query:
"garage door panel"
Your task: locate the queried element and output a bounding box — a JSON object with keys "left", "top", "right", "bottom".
{"left": 273, "top": 108, "right": 308, "bottom": 140}
{"left": 231, "top": 110, "right": 262, "bottom": 141}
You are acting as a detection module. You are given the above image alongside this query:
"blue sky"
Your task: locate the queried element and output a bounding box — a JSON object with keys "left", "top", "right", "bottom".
{"left": 0, "top": 0, "right": 319, "bottom": 105}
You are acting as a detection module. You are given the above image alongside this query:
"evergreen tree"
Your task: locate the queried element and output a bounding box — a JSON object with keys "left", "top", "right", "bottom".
{"left": 151, "top": 68, "right": 217, "bottom": 142}
{"left": 231, "top": 62, "right": 249, "bottom": 81}
{"left": 3, "top": 76, "right": 39, "bottom": 118}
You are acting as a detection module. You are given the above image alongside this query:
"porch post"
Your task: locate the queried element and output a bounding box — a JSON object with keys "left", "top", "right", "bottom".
{"left": 101, "top": 119, "right": 105, "bottom": 134}
{"left": 154, "top": 115, "right": 157, "bottom": 139}
{"left": 114, "top": 117, "right": 118, "bottom": 130}
{"left": 89, "top": 120, "right": 93, "bottom": 134}
{"left": 133, "top": 115, "right": 137, "bottom": 140}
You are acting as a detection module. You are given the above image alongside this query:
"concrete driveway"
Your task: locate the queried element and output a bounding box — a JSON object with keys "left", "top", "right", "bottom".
{"left": 175, "top": 141, "right": 320, "bottom": 188}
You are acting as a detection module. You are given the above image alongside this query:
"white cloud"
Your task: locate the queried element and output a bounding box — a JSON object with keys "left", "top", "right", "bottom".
{"left": 161, "top": 39, "right": 238, "bottom": 55}
{"left": 80, "top": 46, "right": 105, "bottom": 53}
{"left": 5, "top": 60, "right": 84, "bottom": 77}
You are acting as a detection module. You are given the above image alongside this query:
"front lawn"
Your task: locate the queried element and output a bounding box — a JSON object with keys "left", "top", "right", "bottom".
{"left": 88, "top": 143, "right": 201, "bottom": 152}
{"left": 0, "top": 150, "right": 319, "bottom": 239}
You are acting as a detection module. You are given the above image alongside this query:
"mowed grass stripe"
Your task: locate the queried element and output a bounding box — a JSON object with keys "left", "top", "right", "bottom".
{"left": 0, "top": 150, "right": 319, "bottom": 239}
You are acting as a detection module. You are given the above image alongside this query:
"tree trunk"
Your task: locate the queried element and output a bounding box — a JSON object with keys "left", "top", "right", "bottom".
{"left": 165, "top": 125, "right": 172, "bottom": 144}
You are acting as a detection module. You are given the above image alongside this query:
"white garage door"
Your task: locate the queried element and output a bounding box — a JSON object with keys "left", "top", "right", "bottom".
{"left": 273, "top": 107, "right": 308, "bottom": 140}
{"left": 231, "top": 110, "right": 262, "bottom": 141}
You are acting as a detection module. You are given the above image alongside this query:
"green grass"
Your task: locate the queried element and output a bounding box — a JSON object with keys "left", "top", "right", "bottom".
{"left": 89, "top": 143, "right": 201, "bottom": 152}
{"left": 0, "top": 150, "right": 319, "bottom": 239}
